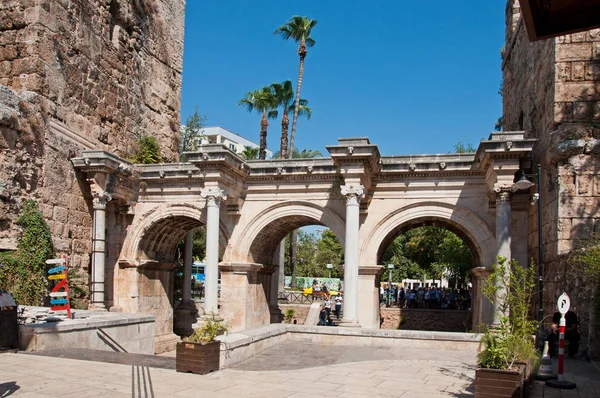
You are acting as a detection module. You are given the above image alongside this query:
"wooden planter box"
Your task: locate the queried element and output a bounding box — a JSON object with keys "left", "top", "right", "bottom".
{"left": 475, "top": 364, "right": 526, "bottom": 398}
{"left": 176, "top": 340, "right": 220, "bottom": 374}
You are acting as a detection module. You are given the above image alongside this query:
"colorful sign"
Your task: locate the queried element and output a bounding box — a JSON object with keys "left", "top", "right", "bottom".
{"left": 46, "top": 257, "right": 71, "bottom": 319}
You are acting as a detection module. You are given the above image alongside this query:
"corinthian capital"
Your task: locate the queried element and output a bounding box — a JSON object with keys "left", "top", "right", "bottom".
{"left": 201, "top": 187, "right": 227, "bottom": 204}
{"left": 493, "top": 183, "right": 512, "bottom": 202}
{"left": 340, "top": 184, "right": 364, "bottom": 205}
{"left": 92, "top": 191, "right": 112, "bottom": 209}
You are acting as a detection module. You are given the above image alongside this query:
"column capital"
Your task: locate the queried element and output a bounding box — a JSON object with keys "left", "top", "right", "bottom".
{"left": 92, "top": 191, "right": 112, "bottom": 210}
{"left": 469, "top": 266, "right": 491, "bottom": 280}
{"left": 340, "top": 184, "right": 364, "bottom": 205}
{"left": 201, "top": 187, "right": 227, "bottom": 204}
{"left": 493, "top": 183, "right": 512, "bottom": 202}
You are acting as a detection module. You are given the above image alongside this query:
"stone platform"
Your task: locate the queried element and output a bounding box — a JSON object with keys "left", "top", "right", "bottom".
{"left": 19, "top": 308, "right": 155, "bottom": 355}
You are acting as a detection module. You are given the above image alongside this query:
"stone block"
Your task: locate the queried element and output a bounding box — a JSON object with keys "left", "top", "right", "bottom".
{"left": 573, "top": 102, "right": 591, "bottom": 121}
{"left": 557, "top": 218, "right": 572, "bottom": 240}
{"left": 556, "top": 43, "right": 592, "bottom": 61}
{"left": 571, "top": 62, "right": 586, "bottom": 80}
{"left": 556, "top": 82, "right": 600, "bottom": 102}
{"left": 593, "top": 102, "right": 600, "bottom": 121}
{"left": 555, "top": 62, "right": 571, "bottom": 81}
{"left": 577, "top": 174, "right": 594, "bottom": 195}
{"left": 554, "top": 102, "right": 573, "bottom": 122}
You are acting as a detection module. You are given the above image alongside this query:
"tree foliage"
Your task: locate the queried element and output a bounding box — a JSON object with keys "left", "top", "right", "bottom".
{"left": 0, "top": 200, "right": 54, "bottom": 305}
{"left": 240, "top": 146, "right": 260, "bottom": 160}
{"left": 180, "top": 107, "right": 206, "bottom": 161}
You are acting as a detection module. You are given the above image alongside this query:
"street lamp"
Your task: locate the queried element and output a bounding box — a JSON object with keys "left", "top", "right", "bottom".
{"left": 326, "top": 263, "right": 333, "bottom": 280}
{"left": 512, "top": 164, "right": 543, "bottom": 323}
{"left": 387, "top": 264, "right": 394, "bottom": 285}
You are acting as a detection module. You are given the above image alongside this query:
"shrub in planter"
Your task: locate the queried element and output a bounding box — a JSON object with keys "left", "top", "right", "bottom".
{"left": 475, "top": 257, "right": 540, "bottom": 398}
{"left": 176, "top": 313, "right": 229, "bottom": 374}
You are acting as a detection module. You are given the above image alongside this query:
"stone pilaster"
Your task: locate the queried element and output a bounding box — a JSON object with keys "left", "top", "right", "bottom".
{"left": 470, "top": 267, "right": 492, "bottom": 331}
{"left": 201, "top": 187, "right": 227, "bottom": 315}
{"left": 90, "top": 192, "right": 111, "bottom": 310}
{"left": 358, "top": 265, "right": 385, "bottom": 329}
{"left": 339, "top": 184, "right": 364, "bottom": 327}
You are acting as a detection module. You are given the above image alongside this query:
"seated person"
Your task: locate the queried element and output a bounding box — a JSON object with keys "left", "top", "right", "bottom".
{"left": 548, "top": 309, "right": 580, "bottom": 358}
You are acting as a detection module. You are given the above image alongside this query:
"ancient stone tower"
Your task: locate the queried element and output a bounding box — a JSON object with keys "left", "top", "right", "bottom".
{"left": 502, "top": 0, "right": 600, "bottom": 357}
{"left": 0, "top": 0, "right": 186, "bottom": 294}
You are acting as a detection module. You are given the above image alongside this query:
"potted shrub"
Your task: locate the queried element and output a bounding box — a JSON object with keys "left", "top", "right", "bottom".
{"left": 475, "top": 257, "right": 540, "bottom": 398}
{"left": 176, "top": 313, "right": 229, "bottom": 374}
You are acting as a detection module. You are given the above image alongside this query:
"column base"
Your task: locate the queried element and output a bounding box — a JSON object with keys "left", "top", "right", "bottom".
{"left": 270, "top": 307, "right": 283, "bottom": 323}
{"left": 88, "top": 303, "right": 107, "bottom": 311}
{"left": 154, "top": 333, "right": 180, "bottom": 354}
{"left": 338, "top": 319, "right": 361, "bottom": 328}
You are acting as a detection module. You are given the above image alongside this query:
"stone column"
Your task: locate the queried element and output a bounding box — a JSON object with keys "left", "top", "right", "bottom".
{"left": 278, "top": 241, "right": 285, "bottom": 292}
{"left": 493, "top": 185, "right": 512, "bottom": 325}
{"left": 340, "top": 184, "right": 364, "bottom": 327}
{"left": 90, "top": 193, "right": 111, "bottom": 310}
{"left": 358, "top": 265, "right": 385, "bottom": 329}
{"left": 201, "top": 187, "right": 226, "bottom": 315}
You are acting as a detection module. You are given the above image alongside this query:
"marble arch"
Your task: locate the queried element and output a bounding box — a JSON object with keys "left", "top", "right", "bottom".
{"left": 72, "top": 133, "right": 537, "bottom": 352}
{"left": 225, "top": 201, "right": 346, "bottom": 264}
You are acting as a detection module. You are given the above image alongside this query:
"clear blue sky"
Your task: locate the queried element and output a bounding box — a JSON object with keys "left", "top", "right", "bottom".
{"left": 181, "top": 1, "right": 506, "bottom": 156}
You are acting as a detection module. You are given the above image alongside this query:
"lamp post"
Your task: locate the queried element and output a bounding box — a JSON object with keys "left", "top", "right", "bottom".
{"left": 326, "top": 263, "right": 333, "bottom": 280}
{"left": 387, "top": 264, "right": 394, "bottom": 285}
{"left": 513, "top": 164, "right": 543, "bottom": 322}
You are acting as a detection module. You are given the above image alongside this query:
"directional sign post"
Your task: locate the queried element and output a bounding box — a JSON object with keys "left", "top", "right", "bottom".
{"left": 46, "top": 257, "right": 71, "bottom": 319}
{"left": 546, "top": 292, "right": 576, "bottom": 390}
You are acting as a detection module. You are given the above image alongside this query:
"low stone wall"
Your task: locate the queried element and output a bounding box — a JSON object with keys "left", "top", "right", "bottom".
{"left": 380, "top": 308, "right": 472, "bottom": 333}
{"left": 19, "top": 309, "right": 155, "bottom": 354}
{"left": 217, "top": 323, "right": 481, "bottom": 369}
{"left": 278, "top": 304, "right": 310, "bottom": 325}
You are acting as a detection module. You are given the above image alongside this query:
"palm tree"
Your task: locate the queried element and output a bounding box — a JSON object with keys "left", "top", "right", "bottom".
{"left": 283, "top": 147, "right": 322, "bottom": 287}
{"left": 240, "top": 146, "right": 259, "bottom": 160}
{"left": 238, "top": 86, "right": 277, "bottom": 160}
{"left": 270, "top": 80, "right": 312, "bottom": 158}
{"left": 274, "top": 16, "right": 317, "bottom": 159}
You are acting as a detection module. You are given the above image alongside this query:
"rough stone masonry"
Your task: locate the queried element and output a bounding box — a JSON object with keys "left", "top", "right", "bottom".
{"left": 0, "top": 0, "right": 186, "bottom": 301}
{"left": 503, "top": 0, "right": 600, "bottom": 358}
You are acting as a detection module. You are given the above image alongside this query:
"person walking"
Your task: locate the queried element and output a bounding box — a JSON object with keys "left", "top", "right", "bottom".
{"left": 334, "top": 296, "right": 342, "bottom": 319}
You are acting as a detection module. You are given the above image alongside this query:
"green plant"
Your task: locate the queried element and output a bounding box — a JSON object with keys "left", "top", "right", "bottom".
{"left": 130, "top": 136, "right": 162, "bottom": 164}
{"left": 0, "top": 200, "right": 54, "bottom": 305}
{"left": 283, "top": 309, "right": 295, "bottom": 323}
{"left": 477, "top": 257, "right": 540, "bottom": 370}
{"left": 185, "top": 313, "right": 229, "bottom": 344}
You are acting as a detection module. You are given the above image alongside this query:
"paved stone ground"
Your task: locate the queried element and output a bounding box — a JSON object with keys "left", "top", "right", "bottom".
{"left": 2, "top": 341, "right": 598, "bottom": 397}
{"left": 0, "top": 342, "right": 476, "bottom": 397}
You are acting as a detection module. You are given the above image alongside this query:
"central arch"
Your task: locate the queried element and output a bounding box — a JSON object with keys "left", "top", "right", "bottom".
{"left": 225, "top": 201, "right": 346, "bottom": 264}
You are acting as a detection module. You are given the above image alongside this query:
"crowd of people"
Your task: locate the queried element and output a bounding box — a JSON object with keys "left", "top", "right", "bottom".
{"left": 318, "top": 293, "right": 343, "bottom": 326}
{"left": 380, "top": 284, "right": 471, "bottom": 310}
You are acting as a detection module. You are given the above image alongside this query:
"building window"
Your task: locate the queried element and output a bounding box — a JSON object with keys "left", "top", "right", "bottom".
{"left": 229, "top": 143, "right": 236, "bottom": 152}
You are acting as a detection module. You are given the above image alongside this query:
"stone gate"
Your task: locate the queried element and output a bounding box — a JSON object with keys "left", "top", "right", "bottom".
{"left": 72, "top": 132, "right": 536, "bottom": 352}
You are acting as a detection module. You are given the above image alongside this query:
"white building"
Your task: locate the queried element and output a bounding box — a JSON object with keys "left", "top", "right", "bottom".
{"left": 190, "top": 126, "right": 272, "bottom": 159}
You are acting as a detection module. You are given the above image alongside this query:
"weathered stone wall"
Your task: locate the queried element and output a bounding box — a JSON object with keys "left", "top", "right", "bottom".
{"left": 380, "top": 308, "right": 472, "bottom": 333}
{"left": 502, "top": 0, "right": 600, "bottom": 358}
{"left": 0, "top": 0, "right": 185, "bottom": 303}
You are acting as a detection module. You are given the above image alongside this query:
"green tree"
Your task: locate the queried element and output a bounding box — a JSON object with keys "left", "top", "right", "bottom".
{"left": 274, "top": 16, "right": 317, "bottom": 158}
{"left": 239, "top": 86, "right": 277, "bottom": 160}
{"left": 180, "top": 107, "right": 206, "bottom": 161}
{"left": 453, "top": 140, "right": 476, "bottom": 154}
{"left": 240, "top": 146, "right": 259, "bottom": 160}
{"left": 270, "top": 80, "right": 312, "bottom": 158}
{"left": 314, "top": 229, "right": 343, "bottom": 277}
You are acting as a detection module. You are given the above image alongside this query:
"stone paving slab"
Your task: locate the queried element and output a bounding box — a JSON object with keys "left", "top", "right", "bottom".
{"left": 528, "top": 358, "right": 600, "bottom": 398}
{"left": 22, "top": 348, "right": 176, "bottom": 369}
{"left": 0, "top": 342, "right": 476, "bottom": 397}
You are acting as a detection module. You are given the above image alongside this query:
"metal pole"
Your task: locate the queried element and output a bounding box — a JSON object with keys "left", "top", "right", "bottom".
{"left": 537, "top": 164, "right": 544, "bottom": 323}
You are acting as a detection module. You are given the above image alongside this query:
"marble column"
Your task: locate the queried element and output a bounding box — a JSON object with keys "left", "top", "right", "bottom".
{"left": 470, "top": 267, "right": 491, "bottom": 331}
{"left": 90, "top": 193, "right": 111, "bottom": 310}
{"left": 340, "top": 184, "right": 364, "bottom": 327}
{"left": 278, "top": 241, "right": 285, "bottom": 292}
{"left": 201, "top": 187, "right": 226, "bottom": 315}
{"left": 493, "top": 186, "right": 512, "bottom": 325}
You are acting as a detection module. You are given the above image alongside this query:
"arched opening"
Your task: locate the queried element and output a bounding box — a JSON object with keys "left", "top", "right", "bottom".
{"left": 376, "top": 217, "right": 483, "bottom": 333}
